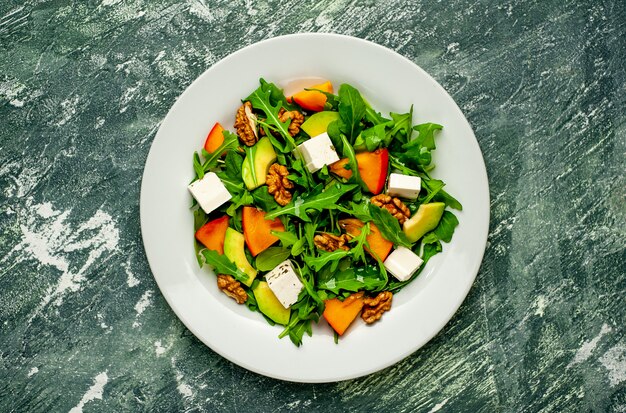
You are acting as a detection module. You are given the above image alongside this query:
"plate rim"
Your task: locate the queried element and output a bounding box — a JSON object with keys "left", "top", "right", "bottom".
{"left": 140, "top": 32, "right": 490, "bottom": 383}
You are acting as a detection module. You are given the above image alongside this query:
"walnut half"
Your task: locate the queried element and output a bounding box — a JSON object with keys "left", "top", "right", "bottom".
{"left": 234, "top": 101, "right": 258, "bottom": 146}
{"left": 278, "top": 108, "right": 304, "bottom": 136}
{"left": 217, "top": 274, "right": 247, "bottom": 304}
{"left": 314, "top": 233, "right": 351, "bottom": 252}
{"left": 371, "top": 194, "right": 411, "bottom": 225}
{"left": 266, "top": 163, "right": 294, "bottom": 206}
{"left": 361, "top": 291, "right": 393, "bottom": 324}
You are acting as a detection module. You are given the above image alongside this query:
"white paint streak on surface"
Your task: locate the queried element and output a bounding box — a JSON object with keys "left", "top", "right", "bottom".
{"left": 0, "top": 199, "right": 121, "bottom": 321}
{"left": 95, "top": 117, "right": 105, "bottom": 129}
{"left": 124, "top": 258, "right": 140, "bottom": 287}
{"left": 69, "top": 371, "right": 108, "bottom": 413}
{"left": 177, "top": 382, "right": 193, "bottom": 398}
{"left": 171, "top": 358, "right": 194, "bottom": 399}
{"left": 534, "top": 295, "right": 547, "bottom": 317}
{"left": 119, "top": 81, "right": 141, "bottom": 113}
{"left": 599, "top": 344, "right": 626, "bottom": 386}
{"left": 27, "top": 367, "right": 39, "bottom": 377}
{"left": 568, "top": 324, "right": 612, "bottom": 367}
{"left": 0, "top": 77, "right": 26, "bottom": 107}
{"left": 154, "top": 340, "right": 166, "bottom": 356}
{"left": 36, "top": 202, "right": 56, "bottom": 218}
{"left": 427, "top": 398, "right": 449, "bottom": 413}
{"left": 55, "top": 96, "right": 80, "bottom": 126}
{"left": 187, "top": 0, "right": 213, "bottom": 22}
{"left": 132, "top": 290, "right": 153, "bottom": 327}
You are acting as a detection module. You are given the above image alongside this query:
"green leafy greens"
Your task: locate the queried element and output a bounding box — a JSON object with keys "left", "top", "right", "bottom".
{"left": 190, "top": 78, "right": 462, "bottom": 347}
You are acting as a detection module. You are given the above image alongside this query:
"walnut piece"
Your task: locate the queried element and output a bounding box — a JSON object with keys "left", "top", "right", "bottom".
{"left": 278, "top": 108, "right": 304, "bottom": 136}
{"left": 217, "top": 274, "right": 248, "bottom": 304}
{"left": 371, "top": 194, "right": 411, "bottom": 225}
{"left": 361, "top": 291, "right": 393, "bottom": 324}
{"left": 314, "top": 233, "right": 351, "bottom": 252}
{"left": 234, "top": 101, "right": 258, "bottom": 146}
{"left": 266, "top": 163, "right": 294, "bottom": 206}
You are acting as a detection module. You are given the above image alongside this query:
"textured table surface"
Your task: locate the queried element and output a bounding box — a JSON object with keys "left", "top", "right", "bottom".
{"left": 1, "top": 1, "right": 625, "bottom": 412}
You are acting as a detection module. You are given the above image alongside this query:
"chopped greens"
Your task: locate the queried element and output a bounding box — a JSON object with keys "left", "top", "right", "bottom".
{"left": 190, "top": 78, "right": 461, "bottom": 346}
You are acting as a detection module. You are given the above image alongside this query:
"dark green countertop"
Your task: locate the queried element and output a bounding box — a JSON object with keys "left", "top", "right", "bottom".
{"left": 1, "top": 1, "right": 624, "bottom": 412}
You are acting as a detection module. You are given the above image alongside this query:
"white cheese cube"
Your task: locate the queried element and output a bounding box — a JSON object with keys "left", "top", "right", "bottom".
{"left": 383, "top": 246, "right": 424, "bottom": 282}
{"left": 387, "top": 173, "right": 421, "bottom": 199}
{"left": 188, "top": 172, "right": 231, "bottom": 214}
{"left": 296, "top": 132, "right": 340, "bottom": 173}
{"left": 265, "top": 260, "right": 304, "bottom": 308}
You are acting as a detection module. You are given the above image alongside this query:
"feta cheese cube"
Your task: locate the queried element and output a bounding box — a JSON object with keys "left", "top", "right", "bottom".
{"left": 296, "top": 132, "right": 340, "bottom": 173}
{"left": 383, "top": 246, "right": 424, "bottom": 282}
{"left": 265, "top": 260, "right": 304, "bottom": 308}
{"left": 387, "top": 173, "right": 421, "bottom": 199}
{"left": 188, "top": 172, "right": 231, "bottom": 214}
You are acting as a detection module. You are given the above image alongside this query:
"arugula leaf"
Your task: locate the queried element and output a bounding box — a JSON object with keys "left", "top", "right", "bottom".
{"left": 245, "top": 286, "right": 258, "bottom": 312}
{"left": 224, "top": 150, "right": 244, "bottom": 178}
{"left": 421, "top": 178, "right": 463, "bottom": 210}
{"left": 280, "top": 314, "right": 313, "bottom": 347}
{"left": 421, "top": 232, "right": 440, "bottom": 245}
{"left": 397, "top": 122, "right": 442, "bottom": 170}
{"left": 265, "top": 183, "right": 358, "bottom": 221}
{"left": 251, "top": 186, "right": 278, "bottom": 212}
{"left": 304, "top": 250, "right": 350, "bottom": 271}
{"left": 422, "top": 240, "right": 443, "bottom": 261}
{"left": 278, "top": 263, "right": 323, "bottom": 347}
{"left": 287, "top": 158, "right": 314, "bottom": 190}
{"left": 373, "top": 256, "right": 389, "bottom": 292}
{"left": 303, "top": 221, "right": 318, "bottom": 254}
{"left": 271, "top": 229, "right": 298, "bottom": 247}
{"left": 434, "top": 189, "right": 463, "bottom": 211}
{"left": 326, "top": 119, "right": 344, "bottom": 154}
{"left": 367, "top": 203, "right": 412, "bottom": 248}
{"left": 337, "top": 202, "right": 372, "bottom": 222}
{"left": 386, "top": 110, "right": 414, "bottom": 146}
{"left": 337, "top": 84, "right": 366, "bottom": 143}
{"left": 200, "top": 249, "right": 248, "bottom": 284}
{"left": 421, "top": 178, "right": 445, "bottom": 203}
{"left": 259, "top": 78, "right": 294, "bottom": 109}
{"left": 317, "top": 266, "right": 386, "bottom": 294}
{"left": 363, "top": 101, "right": 390, "bottom": 126}
{"left": 340, "top": 134, "right": 367, "bottom": 192}
{"left": 295, "top": 262, "right": 324, "bottom": 312}
{"left": 255, "top": 247, "right": 291, "bottom": 271}
{"left": 193, "top": 152, "right": 204, "bottom": 179}
{"left": 291, "top": 237, "right": 306, "bottom": 256}
{"left": 413, "top": 122, "right": 443, "bottom": 150}
{"left": 226, "top": 191, "right": 253, "bottom": 216}
{"left": 348, "top": 222, "right": 370, "bottom": 264}
{"left": 193, "top": 208, "right": 208, "bottom": 266}
{"left": 193, "top": 207, "right": 208, "bottom": 232}
{"left": 201, "top": 131, "right": 239, "bottom": 172}
{"left": 217, "top": 151, "right": 245, "bottom": 196}
{"left": 433, "top": 211, "right": 459, "bottom": 243}
{"left": 354, "top": 124, "right": 386, "bottom": 151}
{"left": 246, "top": 83, "right": 296, "bottom": 151}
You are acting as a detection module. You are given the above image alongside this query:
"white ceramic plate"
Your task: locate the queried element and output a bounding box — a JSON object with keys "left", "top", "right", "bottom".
{"left": 140, "top": 33, "right": 489, "bottom": 383}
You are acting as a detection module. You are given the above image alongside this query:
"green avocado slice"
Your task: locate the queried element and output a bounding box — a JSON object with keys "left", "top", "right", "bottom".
{"left": 403, "top": 202, "right": 445, "bottom": 242}
{"left": 253, "top": 281, "right": 290, "bottom": 325}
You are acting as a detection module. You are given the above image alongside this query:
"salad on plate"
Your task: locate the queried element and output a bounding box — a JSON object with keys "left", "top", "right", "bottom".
{"left": 188, "top": 78, "right": 461, "bottom": 346}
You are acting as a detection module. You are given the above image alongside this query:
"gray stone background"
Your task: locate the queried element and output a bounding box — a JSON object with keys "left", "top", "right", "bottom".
{"left": 1, "top": 0, "right": 624, "bottom": 412}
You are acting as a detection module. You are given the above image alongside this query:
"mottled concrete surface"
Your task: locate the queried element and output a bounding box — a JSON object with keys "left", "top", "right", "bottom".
{"left": 1, "top": 0, "right": 625, "bottom": 412}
